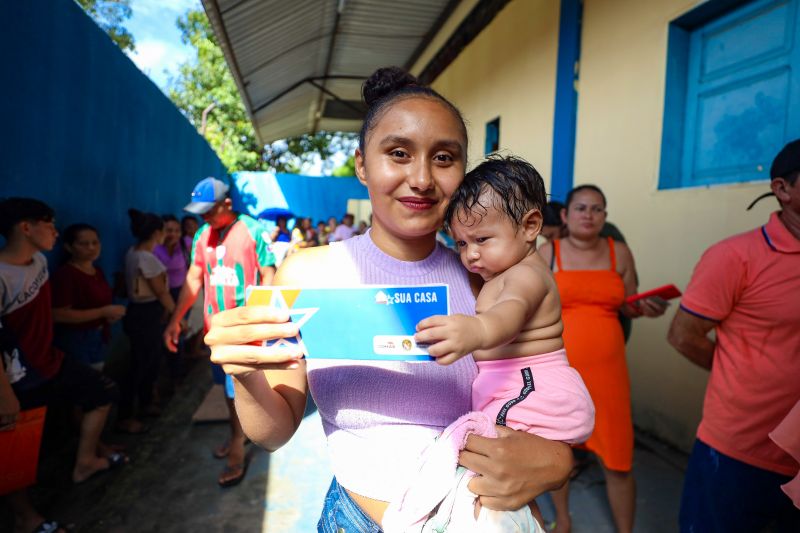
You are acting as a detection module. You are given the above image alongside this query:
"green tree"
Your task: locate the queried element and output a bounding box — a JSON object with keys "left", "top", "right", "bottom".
{"left": 332, "top": 155, "right": 357, "bottom": 177}
{"left": 76, "top": 0, "right": 135, "bottom": 52}
{"left": 265, "top": 134, "right": 359, "bottom": 175}
{"left": 168, "top": 10, "right": 263, "bottom": 172}
{"left": 168, "top": 9, "right": 359, "bottom": 174}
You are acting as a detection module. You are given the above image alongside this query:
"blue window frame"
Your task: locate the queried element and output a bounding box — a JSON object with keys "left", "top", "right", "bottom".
{"left": 485, "top": 117, "right": 500, "bottom": 155}
{"left": 659, "top": 0, "right": 800, "bottom": 189}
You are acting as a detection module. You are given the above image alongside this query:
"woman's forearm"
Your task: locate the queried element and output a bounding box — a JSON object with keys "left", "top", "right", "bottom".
{"left": 231, "top": 369, "right": 306, "bottom": 451}
{"left": 147, "top": 276, "right": 176, "bottom": 314}
{"left": 52, "top": 307, "right": 104, "bottom": 324}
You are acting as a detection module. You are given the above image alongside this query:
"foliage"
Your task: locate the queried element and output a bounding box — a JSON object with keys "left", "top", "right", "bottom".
{"left": 266, "top": 134, "right": 359, "bottom": 175}
{"left": 168, "top": 9, "right": 263, "bottom": 172}
{"left": 332, "top": 155, "right": 357, "bottom": 177}
{"left": 76, "top": 0, "right": 135, "bottom": 52}
{"left": 168, "top": 9, "right": 359, "bottom": 175}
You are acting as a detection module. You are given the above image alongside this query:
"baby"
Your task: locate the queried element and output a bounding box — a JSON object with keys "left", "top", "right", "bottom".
{"left": 409, "top": 156, "right": 594, "bottom": 531}
{"left": 417, "top": 155, "right": 593, "bottom": 441}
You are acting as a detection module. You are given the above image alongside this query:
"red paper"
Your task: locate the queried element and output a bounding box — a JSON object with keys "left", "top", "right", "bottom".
{"left": 625, "top": 284, "right": 682, "bottom": 304}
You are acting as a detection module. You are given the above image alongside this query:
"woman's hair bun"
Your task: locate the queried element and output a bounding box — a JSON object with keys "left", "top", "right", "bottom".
{"left": 128, "top": 208, "right": 144, "bottom": 224}
{"left": 362, "top": 67, "right": 419, "bottom": 107}
{"left": 128, "top": 208, "right": 163, "bottom": 241}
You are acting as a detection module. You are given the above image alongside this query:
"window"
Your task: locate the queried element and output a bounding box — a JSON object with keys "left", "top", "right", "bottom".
{"left": 485, "top": 117, "right": 500, "bottom": 155}
{"left": 659, "top": 0, "right": 800, "bottom": 189}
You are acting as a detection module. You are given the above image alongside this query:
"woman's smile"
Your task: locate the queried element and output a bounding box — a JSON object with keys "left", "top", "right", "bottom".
{"left": 397, "top": 196, "right": 437, "bottom": 211}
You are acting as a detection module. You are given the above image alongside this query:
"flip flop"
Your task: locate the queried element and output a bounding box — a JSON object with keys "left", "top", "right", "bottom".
{"left": 73, "top": 452, "right": 129, "bottom": 484}
{"left": 115, "top": 420, "right": 151, "bottom": 435}
{"left": 31, "top": 519, "right": 74, "bottom": 533}
{"left": 218, "top": 462, "right": 247, "bottom": 487}
{"left": 212, "top": 438, "right": 251, "bottom": 459}
{"left": 212, "top": 439, "right": 231, "bottom": 459}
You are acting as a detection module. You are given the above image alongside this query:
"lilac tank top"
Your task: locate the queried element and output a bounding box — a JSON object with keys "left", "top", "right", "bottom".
{"left": 306, "top": 232, "right": 477, "bottom": 501}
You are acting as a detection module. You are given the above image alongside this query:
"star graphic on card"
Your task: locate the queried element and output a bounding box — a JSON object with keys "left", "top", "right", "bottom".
{"left": 262, "top": 289, "right": 318, "bottom": 356}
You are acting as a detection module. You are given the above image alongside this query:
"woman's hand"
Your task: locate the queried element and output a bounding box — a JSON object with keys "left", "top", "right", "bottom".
{"left": 206, "top": 306, "right": 305, "bottom": 376}
{"left": 638, "top": 297, "right": 668, "bottom": 317}
{"left": 102, "top": 304, "right": 126, "bottom": 322}
{"left": 459, "top": 426, "right": 573, "bottom": 510}
{"left": 623, "top": 297, "right": 669, "bottom": 319}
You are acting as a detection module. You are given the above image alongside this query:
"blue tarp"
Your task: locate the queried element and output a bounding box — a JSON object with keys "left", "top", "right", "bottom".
{"left": 231, "top": 172, "right": 369, "bottom": 224}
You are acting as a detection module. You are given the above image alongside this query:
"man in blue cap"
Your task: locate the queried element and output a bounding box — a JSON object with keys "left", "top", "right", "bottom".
{"left": 165, "top": 177, "right": 275, "bottom": 487}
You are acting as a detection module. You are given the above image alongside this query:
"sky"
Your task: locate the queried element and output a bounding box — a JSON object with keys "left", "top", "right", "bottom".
{"left": 122, "top": 0, "right": 345, "bottom": 174}
{"left": 125, "top": 0, "right": 200, "bottom": 90}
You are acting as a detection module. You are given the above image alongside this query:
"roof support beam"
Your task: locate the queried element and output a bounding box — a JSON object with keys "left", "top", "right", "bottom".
{"left": 418, "top": 0, "right": 512, "bottom": 85}
{"left": 251, "top": 75, "right": 365, "bottom": 115}
{"left": 312, "top": 0, "right": 346, "bottom": 134}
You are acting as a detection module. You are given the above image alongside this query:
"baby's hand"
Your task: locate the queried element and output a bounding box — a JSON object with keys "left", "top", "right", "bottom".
{"left": 415, "top": 314, "right": 484, "bottom": 365}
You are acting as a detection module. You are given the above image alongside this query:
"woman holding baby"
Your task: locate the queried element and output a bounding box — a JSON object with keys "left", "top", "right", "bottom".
{"left": 204, "top": 67, "right": 572, "bottom": 531}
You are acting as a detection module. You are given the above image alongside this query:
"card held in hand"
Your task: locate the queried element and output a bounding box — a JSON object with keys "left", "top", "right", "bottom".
{"left": 246, "top": 284, "right": 449, "bottom": 361}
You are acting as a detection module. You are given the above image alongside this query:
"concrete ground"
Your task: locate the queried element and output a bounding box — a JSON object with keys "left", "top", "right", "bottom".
{"left": 2, "top": 360, "right": 688, "bottom": 532}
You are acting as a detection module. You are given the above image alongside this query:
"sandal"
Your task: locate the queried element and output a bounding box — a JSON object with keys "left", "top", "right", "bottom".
{"left": 73, "top": 452, "right": 129, "bottom": 484}
{"left": 31, "top": 519, "right": 73, "bottom": 533}
{"left": 115, "top": 419, "right": 150, "bottom": 435}
{"left": 212, "top": 438, "right": 251, "bottom": 459}
{"left": 212, "top": 439, "right": 231, "bottom": 459}
{"left": 218, "top": 462, "right": 247, "bottom": 487}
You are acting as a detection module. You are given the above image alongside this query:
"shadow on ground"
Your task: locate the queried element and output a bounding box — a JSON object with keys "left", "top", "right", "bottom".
{"left": 2, "top": 354, "right": 687, "bottom": 532}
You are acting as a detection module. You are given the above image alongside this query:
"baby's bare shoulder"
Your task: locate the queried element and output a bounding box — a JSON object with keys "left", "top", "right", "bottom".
{"left": 506, "top": 254, "right": 554, "bottom": 286}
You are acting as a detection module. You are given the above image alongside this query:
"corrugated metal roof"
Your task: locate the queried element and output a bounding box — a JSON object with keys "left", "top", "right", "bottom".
{"left": 202, "top": 0, "right": 458, "bottom": 144}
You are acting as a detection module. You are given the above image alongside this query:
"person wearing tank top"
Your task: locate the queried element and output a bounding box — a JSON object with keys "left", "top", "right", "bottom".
{"left": 538, "top": 185, "right": 667, "bottom": 533}
{"left": 205, "top": 67, "right": 574, "bottom": 531}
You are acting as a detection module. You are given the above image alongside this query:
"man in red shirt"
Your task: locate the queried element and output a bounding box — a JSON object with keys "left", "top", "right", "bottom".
{"left": 0, "top": 198, "right": 122, "bottom": 533}
{"left": 668, "top": 140, "right": 800, "bottom": 531}
{"left": 164, "top": 178, "right": 275, "bottom": 487}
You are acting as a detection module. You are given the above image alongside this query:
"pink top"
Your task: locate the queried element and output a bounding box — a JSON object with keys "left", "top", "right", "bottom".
{"left": 681, "top": 211, "right": 800, "bottom": 476}
{"left": 306, "top": 231, "right": 478, "bottom": 501}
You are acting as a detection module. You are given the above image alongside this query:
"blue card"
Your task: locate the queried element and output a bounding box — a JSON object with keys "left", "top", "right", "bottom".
{"left": 246, "top": 285, "right": 449, "bottom": 361}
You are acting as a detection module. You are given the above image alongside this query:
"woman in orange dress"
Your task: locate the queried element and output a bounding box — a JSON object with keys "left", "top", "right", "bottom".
{"left": 538, "top": 185, "right": 666, "bottom": 533}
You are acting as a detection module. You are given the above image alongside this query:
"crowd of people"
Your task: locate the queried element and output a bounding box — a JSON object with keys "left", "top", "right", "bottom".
{"left": 0, "top": 176, "right": 370, "bottom": 531}
{"left": 268, "top": 212, "right": 369, "bottom": 266}
{"left": 1, "top": 64, "right": 798, "bottom": 533}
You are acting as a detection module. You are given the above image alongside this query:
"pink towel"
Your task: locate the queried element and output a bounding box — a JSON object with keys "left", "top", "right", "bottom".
{"left": 382, "top": 411, "right": 497, "bottom": 531}
{"left": 770, "top": 400, "right": 800, "bottom": 509}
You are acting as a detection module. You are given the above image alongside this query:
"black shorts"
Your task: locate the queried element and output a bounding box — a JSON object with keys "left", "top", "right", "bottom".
{"left": 15, "top": 356, "right": 119, "bottom": 411}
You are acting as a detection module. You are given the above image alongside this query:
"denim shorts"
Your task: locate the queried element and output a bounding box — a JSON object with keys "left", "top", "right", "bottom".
{"left": 318, "top": 477, "right": 382, "bottom": 532}
{"left": 210, "top": 362, "right": 235, "bottom": 399}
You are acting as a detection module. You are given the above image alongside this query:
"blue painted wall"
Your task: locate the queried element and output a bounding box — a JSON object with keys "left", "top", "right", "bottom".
{"left": 0, "top": 0, "right": 226, "bottom": 276}
{"left": 231, "top": 172, "right": 369, "bottom": 226}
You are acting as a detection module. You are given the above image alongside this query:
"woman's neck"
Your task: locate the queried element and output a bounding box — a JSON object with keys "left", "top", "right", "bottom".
{"left": 69, "top": 259, "right": 95, "bottom": 274}
{"left": 136, "top": 239, "right": 157, "bottom": 252}
{"left": 165, "top": 241, "right": 178, "bottom": 254}
{"left": 369, "top": 224, "right": 437, "bottom": 262}
{"left": 565, "top": 233, "right": 602, "bottom": 251}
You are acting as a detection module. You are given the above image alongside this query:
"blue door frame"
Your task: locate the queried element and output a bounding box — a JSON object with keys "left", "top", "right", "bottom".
{"left": 550, "top": 0, "right": 583, "bottom": 202}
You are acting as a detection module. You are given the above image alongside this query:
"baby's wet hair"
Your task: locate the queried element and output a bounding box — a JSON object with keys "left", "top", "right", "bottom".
{"left": 445, "top": 155, "right": 547, "bottom": 229}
